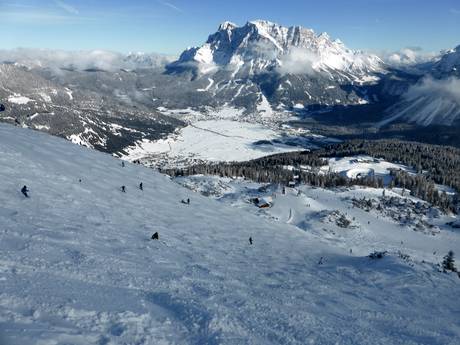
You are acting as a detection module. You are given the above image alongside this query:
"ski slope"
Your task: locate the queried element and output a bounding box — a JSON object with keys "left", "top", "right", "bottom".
{"left": 176, "top": 176, "right": 459, "bottom": 262}
{"left": 1, "top": 124, "right": 460, "bottom": 345}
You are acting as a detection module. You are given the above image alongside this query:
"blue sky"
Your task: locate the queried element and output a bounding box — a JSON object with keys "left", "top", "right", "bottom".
{"left": 2, "top": 0, "right": 460, "bottom": 55}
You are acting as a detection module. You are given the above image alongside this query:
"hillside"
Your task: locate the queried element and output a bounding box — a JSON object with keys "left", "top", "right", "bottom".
{"left": 1, "top": 124, "right": 460, "bottom": 344}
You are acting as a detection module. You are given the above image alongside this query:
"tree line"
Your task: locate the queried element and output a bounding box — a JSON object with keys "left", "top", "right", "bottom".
{"left": 161, "top": 139, "right": 459, "bottom": 214}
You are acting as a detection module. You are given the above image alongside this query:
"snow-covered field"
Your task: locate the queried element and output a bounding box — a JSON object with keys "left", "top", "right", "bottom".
{"left": 1, "top": 124, "right": 460, "bottom": 345}
{"left": 321, "top": 155, "right": 411, "bottom": 184}
{"left": 123, "top": 120, "right": 314, "bottom": 167}
{"left": 156, "top": 106, "right": 247, "bottom": 122}
{"left": 7, "top": 93, "right": 33, "bottom": 105}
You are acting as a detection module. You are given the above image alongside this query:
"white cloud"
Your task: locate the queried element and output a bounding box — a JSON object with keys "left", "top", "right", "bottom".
{"left": 0, "top": 48, "right": 174, "bottom": 72}
{"left": 54, "top": 0, "right": 79, "bottom": 15}
{"left": 380, "top": 47, "right": 437, "bottom": 67}
{"left": 278, "top": 47, "right": 317, "bottom": 75}
{"left": 158, "top": 1, "right": 183, "bottom": 13}
{"left": 405, "top": 77, "right": 460, "bottom": 105}
{"left": 381, "top": 76, "right": 460, "bottom": 126}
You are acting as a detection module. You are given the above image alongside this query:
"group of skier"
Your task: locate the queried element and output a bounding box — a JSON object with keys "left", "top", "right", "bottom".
{"left": 120, "top": 182, "right": 143, "bottom": 193}
{"left": 20, "top": 160, "right": 255, "bottom": 246}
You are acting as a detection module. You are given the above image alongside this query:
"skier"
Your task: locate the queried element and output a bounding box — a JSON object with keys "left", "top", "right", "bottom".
{"left": 151, "top": 232, "right": 159, "bottom": 240}
{"left": 187, "top": 198, "right": 190, "bottom": 205}
{"left": 318, "top": 256, "right": 324, "bottom": 265}
{"left": 121, "top": 161, "right": 125, "bottom": 167}
{"left": 249, "top": 237, "right": 253, "bottom": 245}
{"left": 139, "top": 182, "right": 143, "bottom": 191}
{"left": 21, "top": 185, "right": 29, "bottom": 198}
{"left": 121, "top": 186, "right": 126, "bottom": 193}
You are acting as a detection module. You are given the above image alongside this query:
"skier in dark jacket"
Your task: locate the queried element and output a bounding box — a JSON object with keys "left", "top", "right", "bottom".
{"left": 151, "top": 232, "right": 159, "bottom": 240}
{"left": 121, "top": 186, "right": 126, "bottom": 193}
{"left": 249, "top": 237, "right": 253, "bottom": 245}
{"left": 139, "top": 182, "right": 143, "bottom": 191}
{"left": 21, "top": 185, "right": 29, "bottom": 197}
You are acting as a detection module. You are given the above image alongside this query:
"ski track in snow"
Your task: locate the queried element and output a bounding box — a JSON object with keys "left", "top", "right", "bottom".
{"left": 0, "top": 124, "right": 460, "bottom": 345}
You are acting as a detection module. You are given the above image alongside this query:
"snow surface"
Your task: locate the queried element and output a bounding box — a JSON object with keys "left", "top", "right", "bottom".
{"left": 7, "top": 94, "right": 33, "bottom": 105}
{"left": 176, "top": 175, "right": 459, "bottom": 260}
{"left": 65, "top": 88, "right": 73, "bottom": 100}
{"left": 39, "top": 92, "right": 52, "bottom": 103}
{"left": 123, "top": 120, "right": 305, "bottom": 166}
{"left": 197, "top": 78, "right": 215, "bottom": 92}
{"left": 157, "top": 106, "right": 246, "bottom": 122}
{"left": 257, "top": 94, "right": 274, "bottom": 118}
{"left": 322, "top": 156, "right": 411, "bottom": 185}
{"left": 1, "top": 124, "right": 460, "bottom": 344}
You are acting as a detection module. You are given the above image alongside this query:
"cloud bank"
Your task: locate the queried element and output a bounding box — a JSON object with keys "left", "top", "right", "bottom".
{"left": 405, "top": 76, "right": 460, "bottom": 104}
{"left": 278, "top": 48, "right": 317, "bottom": 75}
{"left": 380, "top": 47, "right": 438, "bottom": 67}
{"left": 0, "top": 48, "right": 175, "bottom": 72}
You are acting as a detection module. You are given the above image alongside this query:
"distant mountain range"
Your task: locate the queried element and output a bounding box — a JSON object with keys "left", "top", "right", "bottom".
{"left": 1, "top": 20, "right": 460, "bottom": 152}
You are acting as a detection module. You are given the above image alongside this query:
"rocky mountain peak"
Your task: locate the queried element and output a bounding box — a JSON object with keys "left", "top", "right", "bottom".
{"left": 170, "top": 20, "right": 383, "bottom": 77}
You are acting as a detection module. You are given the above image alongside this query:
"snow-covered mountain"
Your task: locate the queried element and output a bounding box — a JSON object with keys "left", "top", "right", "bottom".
{"left": 0, "top": 63, "right": 183, "bottom": 153}
{"left": 381, "top": 46, "right": 460, "bottom": 127}
{"left": 164, "top": 20, "right": 384, "bottom": 114}
{"left": 171, "top": 20, "right": 383, "bottom": 78}
{"left": 431, "top": 45, "right": 460, "bottom": 77}
{"left": 1, "top": 123, "right": 460, "bottom": 344}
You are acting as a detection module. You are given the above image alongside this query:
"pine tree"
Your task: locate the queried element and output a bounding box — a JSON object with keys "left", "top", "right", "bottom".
{"left": 442, "top": 251, "right": 456, "bottom": 272}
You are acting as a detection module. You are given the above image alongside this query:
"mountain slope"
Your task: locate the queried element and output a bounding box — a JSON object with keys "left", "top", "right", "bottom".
{"left": 431, "top": 45, "right": 460, "bottom": 77}
{"left": 381, "top": 46, "right": 460, "bottom": 127}
{"left": 0, "top": 64, "right": 184, "bottom": 153}
{"left": 1, "top": 124, "right": 460, "bottom": 344}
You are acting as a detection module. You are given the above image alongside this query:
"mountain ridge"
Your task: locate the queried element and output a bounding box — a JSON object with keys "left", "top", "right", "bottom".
{"left": 169, "top": 20, "right": 384, "bottom": 78}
